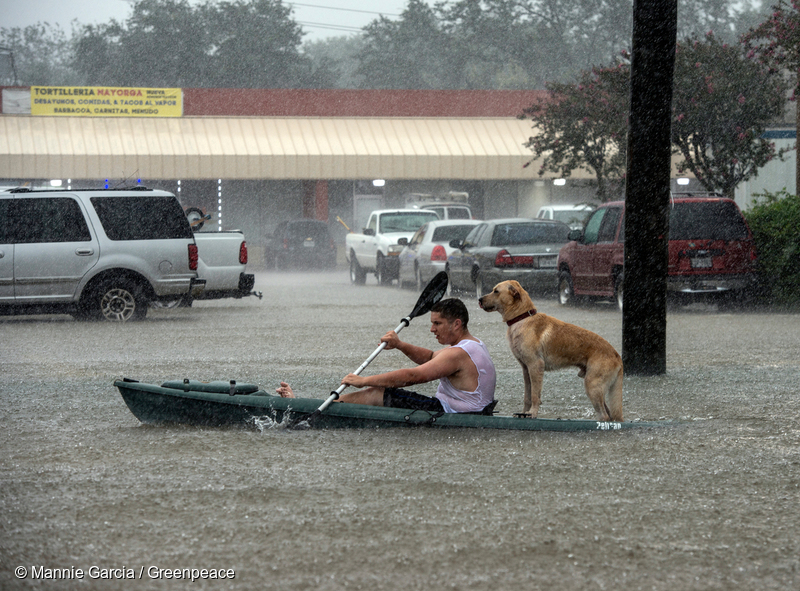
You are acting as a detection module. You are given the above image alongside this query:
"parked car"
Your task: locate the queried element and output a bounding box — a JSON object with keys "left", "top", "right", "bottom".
{"left": 0, "top": 187, "right": 204, "bottom": 321}
{"left": 397, "top": 219, "right": 482, "bottom": 290}
{"left": 265, "top": 220, "right": 337, "bottom": 269}
{"left": 446, "top": 218, "right": 571, "bottom": 297}
{"left": 536, "top": 204, "right": 594, "bottom": 230}
{"left": 414, "top": 202, "right": 473, "bottom": 220}
{"left": 346, "top": 209, "right": 440, "bottom": 285}
{"left": 556, "top": 196, "right": 759, "bottom": 310}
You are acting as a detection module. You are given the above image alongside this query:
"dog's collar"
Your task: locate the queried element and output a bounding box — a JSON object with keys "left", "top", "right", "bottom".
{"left": 506, "top": 310, "right": 536, "bottom": 326}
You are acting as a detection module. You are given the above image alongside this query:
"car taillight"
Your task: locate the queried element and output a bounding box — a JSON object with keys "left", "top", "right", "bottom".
{"left": 431, "top": 245, "right": 447, "bottom": 261}
{"left": 188, "top": 243, "right": 199, "bottom": 271}
{"left": 239, "top": 241, "right": 248, "bottom": 265}
{"left": 494, "top": 249, "right": 534, "bottom": 267}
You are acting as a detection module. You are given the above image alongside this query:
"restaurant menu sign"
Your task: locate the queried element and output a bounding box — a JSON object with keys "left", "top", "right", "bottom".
{"left": 31, "top": 86, "right": 182, "bottom": 117}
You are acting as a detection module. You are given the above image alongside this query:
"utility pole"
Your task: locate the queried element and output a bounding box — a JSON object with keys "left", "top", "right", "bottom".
{"left": 622, "top": 0, "right": 678, "bottom": 375}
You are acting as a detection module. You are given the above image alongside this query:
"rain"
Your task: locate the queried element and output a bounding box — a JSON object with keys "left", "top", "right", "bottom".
{"left": 2, "top": 0, "right": 800, "bottom": 589}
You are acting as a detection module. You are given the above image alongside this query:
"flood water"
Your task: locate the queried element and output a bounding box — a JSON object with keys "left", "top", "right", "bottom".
{"left": 2, "top": 271, "right": 799, "bottom": 590}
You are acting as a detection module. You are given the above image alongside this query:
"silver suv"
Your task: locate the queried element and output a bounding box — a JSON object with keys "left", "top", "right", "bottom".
{"left": 1, "top": 187, "right": 205, "bottom": 321}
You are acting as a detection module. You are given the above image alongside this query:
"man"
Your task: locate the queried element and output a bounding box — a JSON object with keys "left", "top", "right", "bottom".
{"left": 276, "top": 298, "right": 496, "bottom": 414}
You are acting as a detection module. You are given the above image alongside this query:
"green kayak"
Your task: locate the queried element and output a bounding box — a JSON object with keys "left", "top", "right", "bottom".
{"left": 115, "top": 378, "right": 668, "bottom": 432}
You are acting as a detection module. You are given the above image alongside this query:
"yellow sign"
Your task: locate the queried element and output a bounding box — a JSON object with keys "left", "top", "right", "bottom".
{"left": 31, "top": 86, "right": 183, "bottom": 117}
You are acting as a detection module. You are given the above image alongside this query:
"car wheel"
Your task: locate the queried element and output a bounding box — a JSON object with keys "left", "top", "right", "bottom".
{"left": 614, "top": 272, "right": 624, "bottom": 312}
{"left": 558, "top": 271, "right": 575, "bottom": 306}
{"left": 350, "top": 254, "right": 366, "bottom": 285}
{"left": 84, "top": 278, "right": 147, "bottom": 322}
{"left": 376, "top": 255, "right": 392, "bottom": 286}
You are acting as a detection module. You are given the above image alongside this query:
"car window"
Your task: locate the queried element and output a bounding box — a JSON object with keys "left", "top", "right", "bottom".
{"left": 91, "top": 196, "right": 193, "bottom": 240}
{"left": 431, "top": 224, "right": 477, "bottom": 243}
{"left": 379, "top": 212, "right": 439, "bottom": 233}
{"left": 553, "top": 209, "right": 590, "bottom": 227}
{"left": 597, "top": 207, "right": 622, "bottom": 243}
{"left": 409, "top": 224, "right": 427, "bottom": 247}
{"left": 424, "top": 207, "right": 445, "bottom": 219}
{"left": 0, "top": 199, "right": 9, "bottom": 243}
{"left": 463, "top": 223, "right": 487, "bottom": 247}
{"left": 10, "top": 197, "right": 92, "bottom": 243}
{"left": 287, "top": 222, "right": 329, "bottom": 241}
{"left": 669, "top": 201, "right": 749, "bottom": 241}
{"left": 491, "top": 222, "right": 570, "bottom": 246}
{"left": 582, "top": 209, "right": 606, "bottom": 245}
{"left": 447, "top": 207, "right": 471, "bottom": 220}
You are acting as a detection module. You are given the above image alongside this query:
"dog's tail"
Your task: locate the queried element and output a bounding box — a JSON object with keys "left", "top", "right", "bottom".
{"left": 606, "top": 366, "right": 624, "bottom": 422}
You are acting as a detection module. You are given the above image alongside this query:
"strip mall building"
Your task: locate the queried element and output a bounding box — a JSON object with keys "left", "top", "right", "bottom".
{"left": 2, "top": 86, "right": 789, "bottom": 260}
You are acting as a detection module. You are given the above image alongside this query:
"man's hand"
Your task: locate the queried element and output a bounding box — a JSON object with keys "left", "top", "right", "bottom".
{"left": 341, "top": 373, "right": 369, "bottom": 388}
{"left": 380, "top": 331, "right": 402, "bottom": 350}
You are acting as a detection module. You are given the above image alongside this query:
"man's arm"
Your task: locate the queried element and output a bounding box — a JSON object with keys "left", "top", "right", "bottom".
{"left": 380, "top": 331, "right": 433, "bottom": 365}
{"left": 341, "top": 346, "right": 467, "bottom": 389}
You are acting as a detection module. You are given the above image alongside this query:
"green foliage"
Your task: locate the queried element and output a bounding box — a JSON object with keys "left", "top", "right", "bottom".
{"left": 72, "top": 0, "right": 314, "bottom": 88}
{"left": 520, "top": 63, "right": 630, "bottom": 202}
{"left": 672, "top": 33, "right": 789, "bottom": 197}
{"left": 0, "top": 23, "right": 83, "bottom": 85}
{"left": 522, "top": 32, "right": 789, "bottom": 202}
{"left": 744, "top": 189, "right": 800, "bottom": 305}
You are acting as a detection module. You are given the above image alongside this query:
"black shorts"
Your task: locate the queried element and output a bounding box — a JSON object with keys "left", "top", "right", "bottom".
{"left": 383, "top": 387, "right": 444, "bottom": 412}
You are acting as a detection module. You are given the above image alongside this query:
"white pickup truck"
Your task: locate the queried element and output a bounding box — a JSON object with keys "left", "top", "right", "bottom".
{"left": 345, "top": 209, "right": 439, "bottom": 285}
{"left": 179, "top": 208, "right": 260, "bottom": 305}
{"left": 190, "top": 231, "right": 260, "bottom": 302}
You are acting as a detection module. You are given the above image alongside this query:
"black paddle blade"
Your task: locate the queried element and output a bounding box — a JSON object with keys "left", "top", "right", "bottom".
{"left": 409, "top": 271, "right": 449, "bottom": 319}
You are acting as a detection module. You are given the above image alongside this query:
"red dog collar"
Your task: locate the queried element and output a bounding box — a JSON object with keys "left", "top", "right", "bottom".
{"left": 506, "top": 310, "right": 536, "bottom": 326}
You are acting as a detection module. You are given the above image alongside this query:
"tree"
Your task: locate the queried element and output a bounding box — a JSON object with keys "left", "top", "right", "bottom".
{"left": 205, "top": 0, "right": 311, "bottom": 88}
{"left": 522, "top": 33, "right": 788, "bottom": 201}
{"left": 672, "top": 32, "right": 789, "bottom": 197}
{"left": 519, "top": 62, "right": 630, "bottom": 202}
{"left": 72, "top": 0, "right": 313, "bottom": 88}
{"left": 355, "top": 0, "right": 451, "bottom": 89}
{"left": 0, "top": 23, "right": 82, "bottom": 85}
{"left": 742, "top": 0, "right": 800, "bottom": 192}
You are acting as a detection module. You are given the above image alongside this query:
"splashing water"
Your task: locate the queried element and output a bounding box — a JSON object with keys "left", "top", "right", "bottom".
{"left": 250, "top": 409, "right": 311, "bottom": 431}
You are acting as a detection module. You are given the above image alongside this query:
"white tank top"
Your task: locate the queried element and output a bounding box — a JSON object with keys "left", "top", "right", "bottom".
{"left": 435, "top": 339, "right": 496, "bottom": 413}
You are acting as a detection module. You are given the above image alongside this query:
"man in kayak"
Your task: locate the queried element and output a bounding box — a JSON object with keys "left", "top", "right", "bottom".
{"left": 276, "top": 298, "right": 497, "bottom": 414}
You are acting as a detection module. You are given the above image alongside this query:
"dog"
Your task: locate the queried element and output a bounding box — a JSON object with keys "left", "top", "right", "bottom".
{"left": 478, "top": 280, "right": 623, "bottom": 422}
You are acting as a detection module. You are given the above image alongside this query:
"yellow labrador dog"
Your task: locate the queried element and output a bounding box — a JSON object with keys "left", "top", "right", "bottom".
{"left": 479, "top": 280, "right": 623, "bottom": 421}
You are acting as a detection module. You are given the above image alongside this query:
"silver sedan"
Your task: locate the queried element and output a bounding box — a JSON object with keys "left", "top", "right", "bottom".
{"left": 397, "top": 219, "right": 482, "bottom": 291}
{"left": 446, "top": 218, "right": 571, "bottom": 297}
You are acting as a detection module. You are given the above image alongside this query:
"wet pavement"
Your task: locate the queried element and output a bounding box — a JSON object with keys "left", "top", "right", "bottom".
{"left": 1, "top": 269, "right": 799, "bottom": 590}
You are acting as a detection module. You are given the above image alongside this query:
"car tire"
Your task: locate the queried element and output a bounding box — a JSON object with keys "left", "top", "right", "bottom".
{"left": 350, "top": 254, "right": 366, "bottom": 285}
{"left": 376, "top": 254, "right": 392, "bottom": 286}
{"left": 614, "top": 272, "right": 624, "bottom": 312}
{"left": 83, "top": 278, "right": 148, "bottom": 322}
{"left": 558, "top": 270, "right": 575, "bottom": 306}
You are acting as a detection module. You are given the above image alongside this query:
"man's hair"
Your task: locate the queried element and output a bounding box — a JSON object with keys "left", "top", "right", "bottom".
{"left": 430, "top": 298, "right": 469, "bottom": 328}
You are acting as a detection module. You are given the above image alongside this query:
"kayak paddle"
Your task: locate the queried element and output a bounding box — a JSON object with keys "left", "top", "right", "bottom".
{"left": 290, "top": 271, "right": 449, "bottom": 428}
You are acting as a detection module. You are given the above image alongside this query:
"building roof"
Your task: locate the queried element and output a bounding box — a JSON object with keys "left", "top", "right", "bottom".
{"left": 0, "top": 88, "right": 589, "bottom": 181}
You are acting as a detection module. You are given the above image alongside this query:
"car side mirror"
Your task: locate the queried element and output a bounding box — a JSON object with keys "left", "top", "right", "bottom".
{"left": 449, "top": 239, "right": 464, "bottom": 249}
{"left": 568, "top": 229, "right": 583, "bottom": 242}
{"left": 397, "top": 237, "right": 408, "bottom": 246}
{"left": 363, "top": 228, "right": 375, "bottom": 236}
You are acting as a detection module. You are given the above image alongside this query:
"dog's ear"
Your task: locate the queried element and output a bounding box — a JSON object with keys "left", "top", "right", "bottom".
{"left": 508, "top": 282, "right": 521, "bottom": 300}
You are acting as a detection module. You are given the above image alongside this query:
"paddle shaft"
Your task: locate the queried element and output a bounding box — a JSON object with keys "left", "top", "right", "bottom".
{"left": 312, "top": 317, "right": 410, "bottom": 415}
